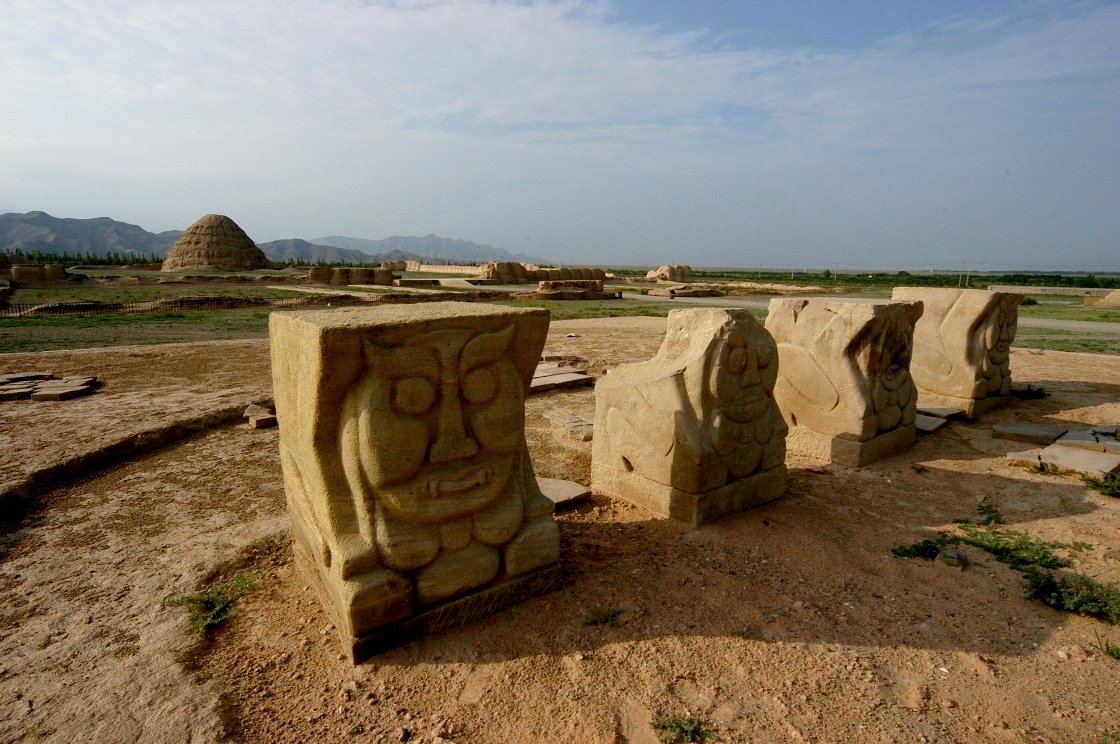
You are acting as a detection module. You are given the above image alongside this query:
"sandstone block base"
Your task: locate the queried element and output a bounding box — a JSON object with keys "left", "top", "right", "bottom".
{"left": 916, "top": 391, "right": 1007, "bottom": 419}
{"left": 591, "top": 462, "right": 787, "bottom": 527}
{"left": 294, "top": 519, "right": 561, "bottom": 662}
{"left": 786, "top": 424, "right": 916, "bottom": 467}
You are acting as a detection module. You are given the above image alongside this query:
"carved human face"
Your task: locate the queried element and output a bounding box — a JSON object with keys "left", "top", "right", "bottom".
{"left": 970, "top": 295, "right": 1020, "bottom": 396}
{"left": 342, "top": 323, "right": 524, "bottom": 524}
{"left": 707, "top": 324, "right": 778, "bottom": 424}
{"left": 862, "top": 313, "right": 917, "bottom": 433}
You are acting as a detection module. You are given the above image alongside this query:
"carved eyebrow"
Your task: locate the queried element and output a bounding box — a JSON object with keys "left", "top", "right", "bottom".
{"left": 460, "top": 324, "right": 514, "bottom": 371}
{"left": 363, "top": 341, "right": 437, "bottom": 378}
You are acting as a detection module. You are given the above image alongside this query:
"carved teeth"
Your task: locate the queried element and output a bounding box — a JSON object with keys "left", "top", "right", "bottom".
{"left": 427, "top": 467, "right": 490, "bottom": 497}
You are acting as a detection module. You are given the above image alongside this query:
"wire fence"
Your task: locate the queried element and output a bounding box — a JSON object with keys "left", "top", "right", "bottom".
{"left": 0, "top": 295, "right": 372, "bottom": 318}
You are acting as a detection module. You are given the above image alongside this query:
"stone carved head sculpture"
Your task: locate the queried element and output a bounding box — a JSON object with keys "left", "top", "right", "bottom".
{"left": 592, "top": 309, "right": 787, "bottom": 524}
{"left": 339, "top": 323, "right": 530, "bottom": 575}
{"left": 765, "top": 299, "right": 923, "bottom": 441}
{"left": 891, "top": 288, "right": 1022, "bottom": 401}
{"left": 270, "top": 303, "right": 558, "bottom": 659}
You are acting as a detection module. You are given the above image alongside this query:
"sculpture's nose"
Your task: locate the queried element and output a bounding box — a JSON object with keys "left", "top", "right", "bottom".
{"left": 430, "top": 378, "right": 479, "bottom": 463}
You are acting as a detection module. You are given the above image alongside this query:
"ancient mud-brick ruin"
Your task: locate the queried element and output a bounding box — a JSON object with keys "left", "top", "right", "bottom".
{"left": 765, "top": 298, "right": 923, "bottom": 467}
{"left": 591, "top": 308, "right": 787, "bottom": 526}
{"left": 644, "top": 264, "right": 695, "bottom": 283}
{"left": 270, "top": 302, "right": 561, "bottom": 661}
{"left": 891, "top": 287, "right": 1023, "bottom": 418}
{"left": 161, "top": 214, "right": 269, "bottom": 272}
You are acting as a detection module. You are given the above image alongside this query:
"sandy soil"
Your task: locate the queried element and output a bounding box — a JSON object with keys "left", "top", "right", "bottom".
{"left": 2, "top": 316, "right": 1120, "bottom": 744}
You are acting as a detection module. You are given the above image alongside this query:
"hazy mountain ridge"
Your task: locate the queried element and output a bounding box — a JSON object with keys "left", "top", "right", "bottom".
{"left": 313, "top": 234, "right": 548, "bottom": 265}
{"left": 0, "top": 211, "right": 181, "bottom": 257}
{"left": 0, "top": 212, "right": 550, "bottom": 265}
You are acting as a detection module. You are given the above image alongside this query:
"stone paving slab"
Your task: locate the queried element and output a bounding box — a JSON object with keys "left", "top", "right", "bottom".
{"left": 1039, "top": 444, "right": 1120, "bottom": 476}
{"left": 1093, "top": 424, "right": 1118, "bottom": 437}
{"left": 1056, "top": 430, "right": 1108, "bottom": 452}
{"left": 249, "top": 414, "right": 278, "bottom": 429}
{"left": 0, "top": 372, "right": 53, "bottom": 383}
{"left": 993, "top": 421, "right": 1067, "bottom": 445}
{"left": 536, "top": 477, "right": 592, "bottom": 510}
{"left": 31, "top": 386, "right": 94, "bottom": 401}
{"left": 915, "top": 414, "right": 949, "bottom": 434}
{"left": 916, "top": 405, "right": 967, "bottom": 419}
{"left": 529, "top": 371, "right": 595, "bottom": 393}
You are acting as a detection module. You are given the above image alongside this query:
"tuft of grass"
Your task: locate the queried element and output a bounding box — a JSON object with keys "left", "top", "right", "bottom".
{"left": 162, "top": 572, "right": 260, "bottom": 637}
{"left": 977, "top": 503, "right": 1004, "bottom": 525}
{"left": 892, "top": 533, "right": 956, "bottom": 560}
{"left": 1083, "top": 472, "right": 1120, "bottom": 497}
{"left": 650, "top": 714, "right": 716, "bottom": 743}
{"left": 955, "top": 523, "right": 1070, "bottom": 570}
{"left": 1093, "top": 631, "right": 1120, "bottom": 661}
{"left": 582, "top": 607, "right": 625, "bottom": 628}
{"left": 1022, "top": 568, "right": 1120, "bottom": 625}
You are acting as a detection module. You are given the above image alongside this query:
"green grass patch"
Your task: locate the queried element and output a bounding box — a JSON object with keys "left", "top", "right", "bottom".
{"left": 1023, "top": 568, "right": 1120, "bottom": 624}
{"left": 1093, "top": 631, "right": 1120, "bottom": 660}
{"left": 9, "top": 284, "right": 304, "bottom": 304}
{"left": 650, "top": 714, "right": 716, "bottom": 743}
{"left": 1083, "top": 472, "right": 1120, "bottom": 497}
{"left": 1013, "top": 328, "right": 1120, "bottom": 356}
{"left": 893, "top": 506, "right": 1070, "bottom": 569}
{"left": 502, "top": 299, "right": 672, "bottom": 321}
{"left": 582, "top": 607, "right": 625, "bottom": 628}
{"left": 0, "top": 309, "right": 272, "bottom": 352}
{"left": 162, "top": 572, "right": 260, "bottom": 637}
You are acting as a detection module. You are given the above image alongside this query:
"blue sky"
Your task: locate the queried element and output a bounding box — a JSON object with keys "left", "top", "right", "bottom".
{"left": 1, "top": 1, "right": 1117, "bottom": 270}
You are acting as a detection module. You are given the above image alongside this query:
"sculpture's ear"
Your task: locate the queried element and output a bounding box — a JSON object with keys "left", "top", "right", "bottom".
{"left": 461, "top": 324, "right": 515, "bottom": 371}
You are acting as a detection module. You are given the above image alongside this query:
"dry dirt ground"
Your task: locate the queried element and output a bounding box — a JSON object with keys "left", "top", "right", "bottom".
{"left": 2, "top": 316, "right": 1120, "bottom": 744}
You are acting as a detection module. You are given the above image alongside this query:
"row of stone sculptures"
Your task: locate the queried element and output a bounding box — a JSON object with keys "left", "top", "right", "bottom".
{"left": 269, "top": 287, "right": 1020, "bottom": 660}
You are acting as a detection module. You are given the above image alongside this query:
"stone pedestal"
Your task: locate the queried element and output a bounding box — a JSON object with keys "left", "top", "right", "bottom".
{"left": 591, "top": 309, "right": 787, "bottom": 526}
{"left": 270, "top": 302, "right": 560, "bottom": 661}
{"left": 891, "top": 287, "right": 1022, "bottom": 418}
{"left": 765, "top": 298, "right": 923, "bottom": 467}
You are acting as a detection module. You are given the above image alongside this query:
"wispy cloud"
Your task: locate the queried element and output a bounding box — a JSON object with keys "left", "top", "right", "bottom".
{"left": 1, "top": 0, "right": 1117, "bottom": 268}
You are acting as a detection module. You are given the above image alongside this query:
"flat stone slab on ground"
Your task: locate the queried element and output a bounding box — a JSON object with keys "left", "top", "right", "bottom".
{"left": 993, "top": 421, "right": 1067, "bottom": 445}
{"left": 915, "top": 414, "right": 949, "bottom": 434}
{"left": 249, "top": 414, "right": 278, "bottom": 429}
{"left": 1038, "top": 444, "right": 1120, "bottom": 476}
{"left": 30, "top": 386, "right": 94, "bottom": 401}
{"left": 0, "top": 372, "right": 53, "bottom": 383}
{"left": 1092, "top": 424, "right": 1118, "bottom": 436}
{"left": 0, "top": 387, "right": 35, "bottom": 401}
{"left": 1056, "top": 430, "right": 1109, "bottom": 452}
{"left": 529, "top": 371, "right": 594, "bottom": 393}
{"left": 916, "top": 405, "right": 967, "bottom": 419}
{"left": 536, "top": 477, "right": 592, "bottom": 511}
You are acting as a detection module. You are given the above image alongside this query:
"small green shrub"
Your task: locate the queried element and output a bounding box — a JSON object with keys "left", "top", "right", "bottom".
{"left": 162, "top": 573, "right": 260, "bottom": 637}
{"left": 977, "top": 503, "right": 1004, "bottom": 525}
{"left": 1083, "top": 472, "right": 1120, "bottom": 497}
{"left": 1023, "top": 568, "right": 1120, "bottom": 624}
{"left": 650, "top": 713, "right": 716, "bottom": 743}
{"left": 956, "top": 523, "right": 1070, "bottom": 570}
{"left": 892, "top": 533, "right": 956, "bottom": 559}
{"left": 1093, "top": 631, "right": 1120, "bottom": 661}
{"left": 582, "top": 608, "right": 625, "bottom": 628}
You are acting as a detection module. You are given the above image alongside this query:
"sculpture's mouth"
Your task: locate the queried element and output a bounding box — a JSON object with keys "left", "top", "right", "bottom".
{"left": 426, "top": 466, "right": 490, "bottom": 498}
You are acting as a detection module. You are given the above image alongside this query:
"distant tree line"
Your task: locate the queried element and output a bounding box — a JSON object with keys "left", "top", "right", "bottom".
{"left": 1, "top": 249, "right": 162, "bottom": 266}
{"left": 688, "top": 269, "right": 1119, "bottom": 290}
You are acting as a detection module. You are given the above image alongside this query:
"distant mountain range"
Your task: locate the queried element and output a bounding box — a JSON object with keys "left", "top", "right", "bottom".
{"left": 0, "top": 211, "right": 550, "bottom": 265}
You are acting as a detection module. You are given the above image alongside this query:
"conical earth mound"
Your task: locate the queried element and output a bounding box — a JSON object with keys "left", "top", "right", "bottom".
{"left": 161, "top": 214, "right": 269, "bottom": 272}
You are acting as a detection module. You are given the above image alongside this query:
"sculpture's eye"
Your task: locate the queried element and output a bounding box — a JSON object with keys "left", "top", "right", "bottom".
{"left": 462, "top": 366, "right": 498, "bottom": 404}
{"left": 756, "top": 343, "right": 773, "bottom": 369}
{"left": 728, "top": 347, "right": 748, "bottom": 375}
{"left": 395, "top": 377, "right": 436, "bottom": 416}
